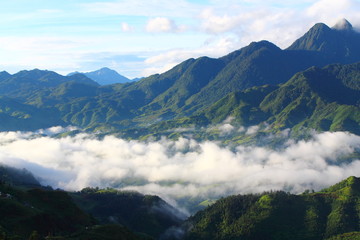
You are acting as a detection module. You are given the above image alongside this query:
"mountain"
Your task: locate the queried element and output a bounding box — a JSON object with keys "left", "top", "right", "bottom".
{"left": 0, "top": 96, "right": 64, "bottom": 131}
{"left": 0, "top": 71, "right": 11, "bottom": 81}
{"left": 68, "top": 67, "right": 131, "bottom": 85}
{"left": 140, "top": 62, "right": 360, "bottom": 140}
{"left": 288, "top": 19, "right": 360, "bottom": 63}
{"left": 0, "top": 69, "right": 98, "bottom": 101}
{"left": 71, "top": 188, "right": 186, "bottom": 239}
{"left": 128, "top": 20, "right": 360, "bottom": 120}
{"left": 109, "top": 21, "right": 360, "bottom": 123}
{"left": 0, "top": 165, "right": 185, "bottom": 240}
{"left": 0, "top": 166, "right": 94, "bottom": 239}
{"left": 0, "top": 20, "right": 358, "bottom": 134}
{"left": 259, "top": 62, "right": 360, "bottom": 134}
{"left": 182, "top": 176, "right": 360, "bottom": 240}
{"left": 0, "top": 164, "right": 41, "bottom": 187}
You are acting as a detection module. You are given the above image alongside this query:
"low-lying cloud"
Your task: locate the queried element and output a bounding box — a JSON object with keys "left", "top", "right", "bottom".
{"left": 0, "top": 128, "right": 359, "bottom": 210}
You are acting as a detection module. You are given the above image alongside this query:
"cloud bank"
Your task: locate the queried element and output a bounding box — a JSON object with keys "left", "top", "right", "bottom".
{"left": 0, "top": 128, "right": 359, "bottom": 209}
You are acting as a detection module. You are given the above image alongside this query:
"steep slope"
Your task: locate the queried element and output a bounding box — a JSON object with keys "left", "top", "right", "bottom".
{"left": 260, "top": 62, "right": 360, "bottom": 133}
{"left": 68, "top": 67, "right": 131, "bottom": 85}
{"left": 0, "top": 186, "right": 94, "bottom": 239}
{"left": 183, "top": 176, "right": 360, "bottom": 240}
{"left": 138, "top": 57, "right": 225, "bottom": 120}
{"left": 203, "top": 85, "right": 277, "bottom": 125}
{"left": 0, "top": 165, "right": 185, "bottom": 239}
{"left": 183, "top": 41, "right": 327, "bottom": 113}
{"left": 186, "top": 62, "right": 359, "bottom": 135}
{"left": 71, "top": 188, "right": 186, "bottom": 239}
{"left": 134, "top": 20, "right": 360, "bottom": 117}
{"left": 288, "top": 19, "right": 360, "bottom": 63}
{"left": 0, "top": 96, "right": 64, "bottom": 131}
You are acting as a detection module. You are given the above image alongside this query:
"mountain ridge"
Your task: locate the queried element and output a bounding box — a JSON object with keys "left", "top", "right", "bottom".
{"left": 68, "top": 67, "right": 131, "bottom": 85}
{"left": 0, "top": 20, "right": 358, "bottom": 135}
{"left": 183, "top": 176, "right": 360, "bottom": 240}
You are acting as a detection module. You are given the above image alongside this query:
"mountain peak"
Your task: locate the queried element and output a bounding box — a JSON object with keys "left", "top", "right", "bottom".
{"left": 68, "top": 68, "right": 131, "bottom": 85}
{"left": 332, "top": 18, "right": 353, "bottom": 31}
{"left": 0, "top": 71, "right": 11, "bottom": 81}
{"left": 99, "top": 67, "right": 112, "bottom": 71}
{"left": 287, "top": 20, "right": 360, "bottom": 62}
{"left": 312, "top": 22, "right": 331, "bottom": 31}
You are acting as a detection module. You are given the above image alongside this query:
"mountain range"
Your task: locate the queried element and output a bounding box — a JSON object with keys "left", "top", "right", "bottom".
{"left": 0, "top": 19, "right": 358, "bottom": 137}
{"left": 68, "top": 67, "right": 132, "bottom": 85}
{"left": 0, "top": 18, "right": 360, "bottom": 240}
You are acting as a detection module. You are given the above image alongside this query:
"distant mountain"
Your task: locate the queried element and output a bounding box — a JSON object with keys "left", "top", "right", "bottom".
{"left": 182, "top": 176, "right": 360, "bottom": 240}
{"left": 68, "top": 67, "right": 131, "bottom": 85}
{"left": 0, "top": 69, "right": 98, "bottom": 101}
{"left": 0, "top": 71, "right": 11, "bottom": 81}
{"left": 0, "top": 96, "right": 64, "bottom": 131}
{"left": 132, "top": 77, "right": 143, "bottom": 81}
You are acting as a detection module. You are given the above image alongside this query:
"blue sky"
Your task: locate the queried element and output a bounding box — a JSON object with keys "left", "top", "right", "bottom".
{"left": 0, "top": 0, "right": 359, "bottom": 78}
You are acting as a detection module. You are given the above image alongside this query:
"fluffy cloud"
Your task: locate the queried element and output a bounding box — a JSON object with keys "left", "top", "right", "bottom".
{"left": 306, "top": 0, "right": 360, "bottom": 25}
{"left": 142, "top": 35, "right": 238, "bottom": 76}
{"left": 140, "top": 0, "right": 360, "bottom": 76}
{"left": 3, "top": 0, "right": 360, "bottom": 79}
{"left": 146, "top": 17, "right": 185, "bottom": 33}
{"left": 121, "top": 22, "right": 133, "bottom": 32}
{"left": 0, "top": 128, "right": 359, "bottom": 210}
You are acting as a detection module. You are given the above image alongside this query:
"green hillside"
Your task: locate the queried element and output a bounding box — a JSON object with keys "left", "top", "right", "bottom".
{"left": 183, "top": 176, "right": 360, "bottom": 240}
{"left": 70, "top": 188, "right": 186, "bottom": 239}
{"left": 0, "top": 165, "right": 182, "bottom": 240}
{"left": 136, "top": 62, "right": 360, "bottom": 141}
{"left": 260, "top": 62, "right": 360, "bottom": 134}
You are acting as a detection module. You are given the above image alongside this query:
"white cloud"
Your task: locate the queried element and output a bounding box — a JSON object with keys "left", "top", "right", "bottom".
{"left": 0, "top": 129, "right": 359, "bottom": 211}
{"left": 200, "top": 8, "right": 243, "bottom": 34}
{"left": 306, "top": 0, "right": 360, "bottom": 26}
{"left": 139, "top": 0, "right": 360, "bottom": 76}
{"left": 82, "top": 0, "right": 203, "bottom": 18}
{"left": 142, "top": 35, "right": 238, "bottom": 76}
{"left": 246, "top": 125, "right": 260, "bottom": 135}
{"left": 121, "top": 22, "right": 133, "bottom": 32}
{"left": 145, "top": 17, "right": 185, "bottom": 33}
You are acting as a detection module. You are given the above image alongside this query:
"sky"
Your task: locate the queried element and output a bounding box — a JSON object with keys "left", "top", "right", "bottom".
{"left": 0, "top": 0, "right": 359, "bottom": 78}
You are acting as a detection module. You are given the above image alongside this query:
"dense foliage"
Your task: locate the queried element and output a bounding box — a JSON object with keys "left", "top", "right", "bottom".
{"left": 70, "top": 188, "right": 186, "bottom": 239}
{"left": 0, "top": 166, "right": 181, "bottom": 240}
{"left": 183, "top": 176, "right": 360, "bottom": 240}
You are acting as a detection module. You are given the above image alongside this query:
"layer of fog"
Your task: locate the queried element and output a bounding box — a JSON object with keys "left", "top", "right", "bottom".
{"left": 0, "top": 127, "right": 360, "bottom": 211}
